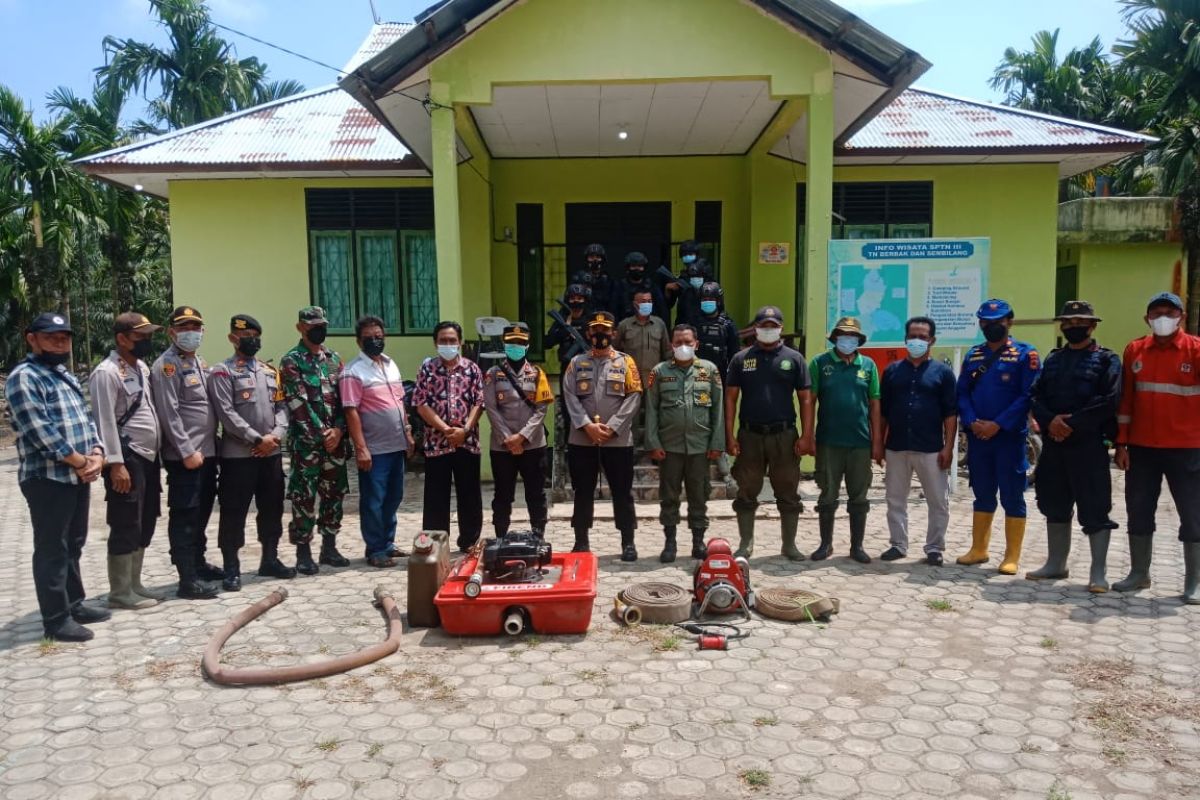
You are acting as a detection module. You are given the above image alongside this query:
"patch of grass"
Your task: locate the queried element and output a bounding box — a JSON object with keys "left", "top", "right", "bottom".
{"left": 1040, "top": 637, "right": 1057, "bottom": 649}
{"left": 1046, "top": 779, "right": 1072, "bottom": 800}
{"left": 1102, "top": 745, "right": 1127, "bottom": 766}
{"left": 654, "top": 634, "right": 681, "bottom": 652}
{"left": 368, "top": 666, "right": 459, "bottom": 705}
{"left": 540, "top": 677, "right": 554, "bottom": 686}
{"left": 294, "top": 777, "right": 316, "bottom": 790}
{"left": 315, "top": 738, "right": 340, "bottom": 753}
{"left": 366, "top": 742, "right": 383, "bottom": 759}
{"left": 753, "top": 715, "right": 778, "bottom": 727}
{"left": 36, "top": 638, "right": 60, "bottom": 657}
{"left": 577, "top": 668, "right": 610, "bottom": 686}
{"left": 739, "top": 769, "right": 771, "bottom": 790}
{"left": 317, "top": 644, "right": 331, "bottom": 655}
{"left": 925, "top": 598, "right": 954, "bottom": 612}
{"left": 526, "top": 635, "right": 541, "bottom": 647}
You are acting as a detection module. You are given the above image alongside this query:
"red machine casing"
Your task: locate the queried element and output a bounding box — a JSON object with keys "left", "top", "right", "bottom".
{"left": 693, "top": 537, "right": 750, "bottom": 613}
{"left": 435, "top": 551, "right": 598, "bottom": 635}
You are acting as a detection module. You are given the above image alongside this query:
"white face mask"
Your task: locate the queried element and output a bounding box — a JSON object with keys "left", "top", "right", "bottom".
{"left": 756, "top": 326, "right": 781, "bottom": 344}
{"left": 1150, "top": 315, "right": 1181, "bottom": 337}
{"left": 174, "top": 330, "right": 203, "bottom": 353}
{"left": 673, "top": 344, "right": 695, "bottom": 362}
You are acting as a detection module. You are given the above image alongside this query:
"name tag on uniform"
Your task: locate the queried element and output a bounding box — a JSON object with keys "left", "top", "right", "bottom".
{"left": 122, "top": 377, "right": 140, "bottom": 395}
{"left": 660, "top": 376, "right": 677, "bottom": 384}
{"left": 743, "top": 358, "right": 757, "bottom": 371}
{"left": 184, "top": 371, "right": 201, "bottom": 386}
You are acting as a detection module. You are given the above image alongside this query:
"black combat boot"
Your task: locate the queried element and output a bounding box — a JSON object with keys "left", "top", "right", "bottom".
{"left": 572, "top": 528, "right": 591, "bottom": 553}
{"left": 221, "top": 550, "right": 241, "bottom": 592}
{"left": 195, "top": 556, "right": 225, "bottom": 582}
{"left": 659, "top": 526, "right": 677, "bottom": 563}
{"left": 691, "top": 530, "right": 707, "bottom": 560}
{"left": 620, "top": 530, "right": 638, "bottom": 562}
{"left": 319, "top": 535, "right": 350, "bottom": 567}
{"left": 295, "top": 543, "right": 320, "bottom": 576}
{"left": 257, "top": 538, "right": 297, "bottom": 579}
{"left": 810, "top": 513, "right": 835, "bottom": 561}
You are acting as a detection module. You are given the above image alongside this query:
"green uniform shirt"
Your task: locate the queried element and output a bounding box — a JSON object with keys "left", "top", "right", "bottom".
{"left": 644, "top": 358, "right": 724, "bottom": 455}
{"left": 809, "top": 350, "right": 880, "bottom": 448}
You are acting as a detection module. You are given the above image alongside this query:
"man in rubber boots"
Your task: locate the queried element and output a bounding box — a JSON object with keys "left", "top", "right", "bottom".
{"left": 1025, "top": 301, "right": 1121, "bottom": 592}
{"left": 209, "top": 314, "right": 297, "bottom": 590}
{"left": 1113, "top": 292, "right": 1200, "bottom": 604}
{"left": 280, "top": 306, "right": 351, "bottom": 574}
{"left": 808, "top": 317, "right": 883, "bottom": 563}
{"left": 645, "top": 324, "right": 724, "bottom": 562}
{"left": 563, "top": 311, "right": 643, "bottom": 559}
{"left": 151, "top": 306, "right": 221, "bottom": 599}
{"left": 956, "top": 299, "right": 1041, "bottom": 574}
{"left": 484, "top": 323, "right": 554, "bottom": 538}
{"left": 89, "top": 313, "right": 164, "bottom": 610}
{"left": 724, "top": 306, "right": 815, "bottom": 560}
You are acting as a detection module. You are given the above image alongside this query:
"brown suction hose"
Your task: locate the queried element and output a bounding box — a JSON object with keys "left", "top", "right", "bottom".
{"left": 201, "top": 586, "right": 403, "bottom": 686}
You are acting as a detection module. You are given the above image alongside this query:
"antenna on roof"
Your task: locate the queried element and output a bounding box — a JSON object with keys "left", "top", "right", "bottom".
{"left": 367, "top": 0, "right": 381, "bottom": 24}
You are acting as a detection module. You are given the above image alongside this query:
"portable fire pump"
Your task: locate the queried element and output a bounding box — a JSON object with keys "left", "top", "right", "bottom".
{"left": 692, "top": 537, "right": 753, "bottom": 620}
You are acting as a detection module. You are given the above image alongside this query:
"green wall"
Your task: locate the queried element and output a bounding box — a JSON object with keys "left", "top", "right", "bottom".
{"left": 1075, "top": 241, "right": 1182, "bottom": 351}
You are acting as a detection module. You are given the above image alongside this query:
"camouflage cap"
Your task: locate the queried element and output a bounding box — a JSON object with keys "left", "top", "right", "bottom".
{"left": 298, "top": 306, "right": 328, "bottom": 325}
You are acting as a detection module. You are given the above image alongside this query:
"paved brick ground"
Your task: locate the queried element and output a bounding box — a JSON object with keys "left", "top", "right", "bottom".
{"left": 0, "top": 450, "right": 1198, "bottom": 800}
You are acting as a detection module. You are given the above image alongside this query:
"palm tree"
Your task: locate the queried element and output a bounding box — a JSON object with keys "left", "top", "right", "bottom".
{"left": 990, "top": 29, "right": 1112, "bottom": 122}
{"left": 99, "top": 0, "right": 302, "bottom": 132}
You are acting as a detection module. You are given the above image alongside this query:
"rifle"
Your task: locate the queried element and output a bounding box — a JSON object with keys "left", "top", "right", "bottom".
{"left": 656, "top": 265, "right": 686, "bottom": 295}
{"left": 547, "top": 302, "right": 589, "bottom": 363}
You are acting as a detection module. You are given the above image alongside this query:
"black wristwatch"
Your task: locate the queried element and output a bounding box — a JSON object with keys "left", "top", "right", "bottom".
{"left": 253, "top": 435, "right": 264, "bottom": 446}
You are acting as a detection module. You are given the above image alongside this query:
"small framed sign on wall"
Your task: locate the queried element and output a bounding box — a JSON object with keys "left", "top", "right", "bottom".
{"left": 758, "top": 242, "right": 790, "bottom": 265}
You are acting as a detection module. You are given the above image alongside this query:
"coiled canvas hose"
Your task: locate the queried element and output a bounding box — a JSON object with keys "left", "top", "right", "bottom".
{"left": 618, "top": 582, "right": 692, "bottom": 624}
{"left": 755, "top": 587, "right": 840, "bottom": 622}
{"left": 201, "top": 586, "right": 403, "bottom": 686}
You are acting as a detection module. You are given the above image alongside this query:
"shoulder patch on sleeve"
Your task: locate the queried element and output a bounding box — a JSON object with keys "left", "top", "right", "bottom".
{"left": 1028, "top": 348, "right": 1040, "bottom": 370}
{"left": 162, "top": 362, "right": 176, "bottom": 377}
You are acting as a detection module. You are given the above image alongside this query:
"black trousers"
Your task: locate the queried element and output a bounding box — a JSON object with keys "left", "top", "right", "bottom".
{"left": 163, "top": 458, "right": 218, "bottom": 572}
{"left": 491, "top": 447, "right": 548, "bottom": 536}
{"left": 217, "top": 455, "right": 285, "bottom": 552}
{"left": 103, "top": 452, "right": 161, "bottom": 555}
{"left": 1034, "top": 438, "right": 1117, "bottom": 535}
{"left": 568, "top": 444, "right": 637, "bottom": 533}
{"left": 20, "top": 478, "right": 90, "bottom": 635}
{"left": 1126, "top": 446, "right": 1200, "bottom": 542}
{"left": 423, "top": 449, "right": 484, "bottom": 550}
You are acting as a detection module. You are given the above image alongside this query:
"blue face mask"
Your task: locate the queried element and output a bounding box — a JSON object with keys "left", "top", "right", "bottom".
{"left": 905, "top": 338, "right": 930, "bottom": 359}
{"left": 835, "top": 336, "right": 859, "bottom": 356}
{"left": 504, "top": 343, "right": 528, "bottom": 361}
{"left": 636, "top": 302, "right": 653, "bottom": 317}
{"left": 437, "top": 344, "right": 460, "bottom": 361}
{"left": 681, "top": 254, "right": 697, "bottom": 265}
{"left": 689, "top": 277, "right": 704, "bottom": 290}
{"left": 700, "top": 300, "right": 718, "bottom": 315}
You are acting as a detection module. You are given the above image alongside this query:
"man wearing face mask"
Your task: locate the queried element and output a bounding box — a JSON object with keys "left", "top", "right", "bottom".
{"left": 280, "top": 306, "right": 351, "bottom": 574}
{"left": 956, "top": 299, "right": 1040, "bottom": 574}
{"left": 1113, "top": 292, "right": 1200, "bottom": 603}
{"left": 414, "top": 321, "right": 486, "bottom": 551}
{"left": 563, "top": 311, "right": 643, "bottom": 558}
{"left": 695, "top": 282, "right": 740, "bottom": 380}
{"left": 663, "top": 241, "right": 708, "bottom": 326}
{"left": 484, "top": 323, "right": 554, "bottom": 538}
{"left": 89, "top": 313, "right": 164, "bottom": 610}
{"left": 645, "top": 324, "right": 724, "bottom": 561}
{"left": 611, "top": 252, "right": 666, "bottom": 324}
{"left": 614, "top": 289, "right": 671, "bottom": 450}
{"left": 1026, "top": 301, "right": 1120, "bottom": 592}
{"left": 343, "top": 315, "right": 415, "bottom": 568}
{"left": 208, "top": 315, "right": 295, "bottom": 590}
{"left": 547, "top": 283, "right": 592, "bottom": 370}
{"left": 8, "top": 313, "right": 109, "bottom": 641}
{"left": 583, "top": 243, "right": 615, "bottom": 315}
{"left": 151, "top": 306, "right": 221, "bottom": 599}
{"left": 808, "top": 317, "right": 883, "bottom": 563}
{"left": 725, "top": 306, "right": 815, "bottom": 559}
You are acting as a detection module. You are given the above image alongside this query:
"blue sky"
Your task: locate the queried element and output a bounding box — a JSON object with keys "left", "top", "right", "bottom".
{"left": 0, "top": 0, "right": 1131, "bottom": 121}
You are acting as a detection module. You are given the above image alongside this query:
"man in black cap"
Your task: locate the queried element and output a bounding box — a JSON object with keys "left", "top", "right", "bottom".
{"left": 208, "top": 314, "right": 296, "bottom": 590}
{"left": 724, "top": 306, "right": 815, "bottom": 559}
{"left": 150, "top": 305, "right": 221, "bottom": 599}
{"left": 89, "top": 312, "right": 165, "bottom": 610}
{"left": 483, "top": 322, "right": 555, "bottom": 537}
{"left": 1026, "top": 301, "right": 1121, "bottom": 592}
{"left": 7, "top": 313, "right": 110, "bottom": 641}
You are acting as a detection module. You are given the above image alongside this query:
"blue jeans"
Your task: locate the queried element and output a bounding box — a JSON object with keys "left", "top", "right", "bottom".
{"left": 358, "top": 451, "right": 406, "bottom": 559}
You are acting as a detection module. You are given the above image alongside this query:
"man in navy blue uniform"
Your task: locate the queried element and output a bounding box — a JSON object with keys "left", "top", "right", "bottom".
{"left": 956, "top": 299, "right": 1040, "bottom": 574}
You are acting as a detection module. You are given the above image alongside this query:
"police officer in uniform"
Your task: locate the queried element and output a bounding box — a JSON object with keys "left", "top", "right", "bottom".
{"left": 725, "top": 306, "right": 816, "bottom": 559}
{"left": 645, "top": 324, "right": 724, "bottom": 562}
{"left": 1025, "top": 301, "right": 1120, "bottom": 592}
{"left": 695, "top": 281, "right": 740, "bottom": 379}
{"left": 611, "top": 252, "right": 666, "bottom": 324}
{"left": 484, "top": 323, "right": 555, "bottom": 537}
{"left": 956, "top": 298, "right": 1041, "bottom": 574}
{"left": 563, "top": 311, "right": 643, "bottom": 559}
{"left": 151, "top": 305, "right": 221, "bottom": 599}
{"left": 208, "top": 314, "right": 297, "bottom": 591}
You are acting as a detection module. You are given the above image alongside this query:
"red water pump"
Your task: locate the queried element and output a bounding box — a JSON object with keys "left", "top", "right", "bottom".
{"left": 692, "top": 538, "right": 752, "bottom": 620}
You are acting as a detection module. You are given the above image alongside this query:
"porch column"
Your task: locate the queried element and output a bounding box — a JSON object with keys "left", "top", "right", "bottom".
{"left": 430, "top": 80, "right": 464, "bottom": 324}
{"left": 803, "top": 85, "right": 834, "bottom": 351}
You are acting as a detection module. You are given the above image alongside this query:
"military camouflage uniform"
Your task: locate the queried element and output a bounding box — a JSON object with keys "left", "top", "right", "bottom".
{"left": 280, "top": 341, "right": 348, "bottom": 544}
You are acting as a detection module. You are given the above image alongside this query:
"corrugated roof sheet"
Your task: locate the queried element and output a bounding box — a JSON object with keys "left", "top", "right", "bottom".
{"left": 343, "top": 22, "right": 413, "bottom": 73}
{"left": 844, "top": 88, "right": 1155, "bottom": 151}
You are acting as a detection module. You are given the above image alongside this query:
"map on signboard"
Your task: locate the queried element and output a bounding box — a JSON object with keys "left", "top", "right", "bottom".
{"left": 827, "top": 239, "right": 990, "bottom": 347}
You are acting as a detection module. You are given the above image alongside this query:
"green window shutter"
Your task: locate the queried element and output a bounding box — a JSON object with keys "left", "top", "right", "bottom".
{"left": 310, "top": 231, "right": 354, "bottom": 332}
{"left": 402, "top": 230, "right": 439, "bottom": 333}
{"left": 357, "top": 231, "right": 400, "bottom": 331}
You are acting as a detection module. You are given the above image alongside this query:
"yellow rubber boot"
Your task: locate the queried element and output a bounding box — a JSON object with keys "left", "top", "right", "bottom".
{"left": 956, "top": 512, "right": 994, "bottom": 565}
{"left": 998, "top": 517, "right": 1026, "bottom": 575}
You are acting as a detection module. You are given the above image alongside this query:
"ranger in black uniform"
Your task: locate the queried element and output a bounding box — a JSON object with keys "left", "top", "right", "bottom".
{"left": 583, "top": 243, "right": 615, "bottom": 315}
{"left": 611, "top": 252, "right": 667, "bottom": 324}
{"left": 546, "top": 283, "right": 591, "bottom": 371}
{"left": 1026, "top": 300, "right": 1121, "bottom": 592}
{"left": 695, "top": 281, "right": 740, "bottom": 379}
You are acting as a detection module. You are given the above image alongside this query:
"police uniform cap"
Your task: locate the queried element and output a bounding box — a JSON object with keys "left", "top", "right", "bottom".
{"left": 230, "top": 314, "right": 262, "bottom": 333}
{"left": 753, "top": 305, "right": 784, "bottom": 325}
{"left": 586, "top": 311, "right": 616, "bottom": 330}
{"left": 502, "top": 322, "right": 531, "bottom": 344}
{"left": 1054, "top": 300, "right": 1101, "bottom": 322}
{"left": 113, "top": 312, "right": 162, "bottom": 335}
{"left": 1147, "top": 291, "right": 1184, "bottom": 311}
{"left": 829, "top": 316, "right": 866, "bottom": 343}
{"left": 170, "top": 305, "right": 204, "bottom": 325}
{"left": 976, "top": 299, "right": 1013, "bottom": 320}
{"left": 28, "top": 312, "right": 73, "bottom": 335}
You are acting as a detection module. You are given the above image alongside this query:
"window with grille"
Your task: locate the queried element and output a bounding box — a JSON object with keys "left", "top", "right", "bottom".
{"left": 796, "top": 182, "right": 933, "bottom": 241}
{"left": 306, "top": 188, "right": 439, "bottom": 334}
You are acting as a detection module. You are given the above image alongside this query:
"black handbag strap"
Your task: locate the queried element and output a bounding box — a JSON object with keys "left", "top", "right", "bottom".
{"left": 116, "top": 368, "right": 145, "bottom": 428}
{"left": 500, "top": 361, "right": 540, "bottom": 411}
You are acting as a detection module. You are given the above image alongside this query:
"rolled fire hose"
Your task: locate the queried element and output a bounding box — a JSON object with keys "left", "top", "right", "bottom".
{"left": 618, "top": 582, "right": 692, "bottom": 625}
{"left": 201, "top": 586, "right": 403, "bottom": 686}
{"left": 755, "top": 587, "right": 840, "bottom": 623}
